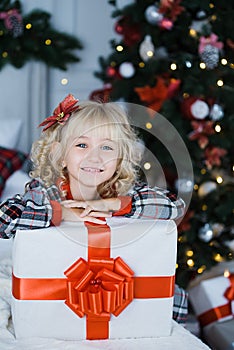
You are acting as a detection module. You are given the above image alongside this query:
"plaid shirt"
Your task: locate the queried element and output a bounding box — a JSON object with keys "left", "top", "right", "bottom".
{"left": 173, "top": 284, "right": 188, "bottom": 325}
{"left": 0, "top": 178, "right": 185, "bottom": 238}
{"left": 0, "top": 178, "right": 187, "bottom": 324}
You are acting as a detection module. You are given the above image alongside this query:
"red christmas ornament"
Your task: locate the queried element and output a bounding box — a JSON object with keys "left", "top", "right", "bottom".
{"left": 115, "top": 16, "right": 142, "bottom": 46}
{"left": 159, "top": 17, "right": 173, "bottom": 30}
{"left": 89, "top": 85, "right": 112, "bottom": 103}
{"left": 106, "top": 66, "right": 117, "bottom": 78}
{"left": 159, "top": 0, "right": 185, "bottom": 22}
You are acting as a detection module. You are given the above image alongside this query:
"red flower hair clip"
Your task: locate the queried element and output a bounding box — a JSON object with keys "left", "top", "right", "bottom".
{"left": 39, "top": 94, "right": 80, "bottom": 132}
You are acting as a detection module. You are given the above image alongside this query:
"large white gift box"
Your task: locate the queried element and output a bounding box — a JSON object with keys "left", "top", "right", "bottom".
{"left": 12, "top": 218, "right": 177, "bottom": 340}
{"left": 189, "top": 275, "right": 234, "bottom": 328}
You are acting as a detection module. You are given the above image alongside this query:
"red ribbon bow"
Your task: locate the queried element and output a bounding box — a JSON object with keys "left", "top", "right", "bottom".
{"left": 199, "top": 33, "right": 223, "bottom": 54}
{"left": 0, "top": 9, "right": 22, "bottom": 30}
{"left": 38, "top": 94, "right": 80, "bottom": 131}
{"left": 224, "top": 274, "right": 234, "bottom": 302}
{"left": 64, "top": 256, "right": 134, "bottom": 319}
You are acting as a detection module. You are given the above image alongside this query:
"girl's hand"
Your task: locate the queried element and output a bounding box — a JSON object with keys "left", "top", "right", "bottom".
{"left": 61, "top": 198, "right": 121, "bottom": 218}
{"left": 61, "top": 206, "right": 109, "bottom": 225}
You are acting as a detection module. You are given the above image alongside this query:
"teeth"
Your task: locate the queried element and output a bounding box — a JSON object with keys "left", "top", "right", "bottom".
{"left": 82, "top": 167, "right": 103, "bottom": 173}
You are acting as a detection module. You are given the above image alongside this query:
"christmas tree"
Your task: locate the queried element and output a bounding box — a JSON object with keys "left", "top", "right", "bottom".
{"left": 0, "top": 0, "right": 83, "bottom": 70}
{"left": 92, "top": 0, "right": 234, "bottom": 288}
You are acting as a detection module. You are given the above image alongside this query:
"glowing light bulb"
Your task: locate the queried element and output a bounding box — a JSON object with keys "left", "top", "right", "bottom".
{"left": 187, "top": 259, "right": 195, "bottom": 267}
{"left": 45, "top": 39, "right": 52, "bottom": 45}
{"left": 216, "top": 176, "right": 223, "bottom": 184}
{"left": 214, "top": 253, "right": 224, "bottom": 262}
{"left": 200, "top": 62, "right": 206, "bottom": 69}
{"left": 147, "top": 50, "right": 154, "bottom": 57}
{"left": 189, "top": 29, "right": 197, "bottom": 37}
{"left": 26, "top": 23, "right": 32, "bottom": 29}
{"left": 217, "top": 80, "right": 224, "bottom": 87}
{"left": 197, "top": 265, "right": 206, "bottom": 274}
{"left": 61, "top": 78, "right": 68, "bottom": 85}
{"left": 170, "top": 63, "right": 177, "bottom": 70}
{"left": 185, "top": 61, "right": 192, "bottom": 68}
{"left": 144, "top": 162, "right": 151, "bottom": 170}
{"left": 186, "top": 250, "right": 194, "bottom": 257}
{"left": 116, "top": 45, "right": 123, "bottom": 52}
{"left": 215, "top": 124, "right": 221, "bottom": 132}
{"left": 221, "top": 58, "right": 228, "bottom": 65}
{"left": 146, "top": 122, "right": 152, "bottom": 129}
{"left": 201, "top": 168, "right": 206, "bottom": 175}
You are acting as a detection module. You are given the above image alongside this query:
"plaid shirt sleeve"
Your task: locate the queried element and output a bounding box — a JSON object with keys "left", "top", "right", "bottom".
{"left": 125, "top": 183, "right": 185, "bottom": 220}
{"left": 173, "top": 284, "right": 188, "bottom": 325}
{"left": 0, "top": 178, "right": 61, "bottom": 239}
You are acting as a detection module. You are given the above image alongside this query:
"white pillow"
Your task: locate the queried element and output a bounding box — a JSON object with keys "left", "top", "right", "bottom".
{"left": 0, "top": 119, "right": 23, "bottom": 149}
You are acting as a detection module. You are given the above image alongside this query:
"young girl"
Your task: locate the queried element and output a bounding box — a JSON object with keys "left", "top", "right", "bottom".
{"left": 0, "top": 94, "right": 185, "bottom": 238}
{"left": 0, "top": 94, "right": 187, "bottom": 324}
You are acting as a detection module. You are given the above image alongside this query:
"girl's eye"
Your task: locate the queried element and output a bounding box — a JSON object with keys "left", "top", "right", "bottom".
{"left": 76, "top": 143, "right": 87, "bottom": 148}
{"left": 101, "top": 145, "right": 113, "bottom": 151}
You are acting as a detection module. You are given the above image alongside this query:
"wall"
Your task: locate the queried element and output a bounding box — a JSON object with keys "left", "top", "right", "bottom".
{"left": 0, "top": 0, "right": 117, "bottom": 153}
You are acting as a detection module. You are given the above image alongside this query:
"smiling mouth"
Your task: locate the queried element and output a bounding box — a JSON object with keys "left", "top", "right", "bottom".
{"left": 81, "top": 167, "right": 104, "bottom": 173}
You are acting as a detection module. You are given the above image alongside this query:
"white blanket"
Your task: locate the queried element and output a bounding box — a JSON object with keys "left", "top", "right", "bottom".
{"left": 0, "top": 258, "right": 210, "bottom": 350}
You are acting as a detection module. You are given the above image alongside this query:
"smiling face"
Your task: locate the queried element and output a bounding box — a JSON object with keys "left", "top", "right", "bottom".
{"left": 63, "top": 126, "right": 119, "bottom": 199}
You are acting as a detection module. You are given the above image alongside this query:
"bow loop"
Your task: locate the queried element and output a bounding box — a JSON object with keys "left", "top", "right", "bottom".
{"left": 38, "top": 94, "right": 80, "bottom": 131}
{"left": 224, "top": 274, "right": 234, "bottom": 302}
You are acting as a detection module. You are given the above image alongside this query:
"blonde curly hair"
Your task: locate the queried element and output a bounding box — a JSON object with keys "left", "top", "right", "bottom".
{"left": 30, "top": 100, "right": 143, "bottom": 197}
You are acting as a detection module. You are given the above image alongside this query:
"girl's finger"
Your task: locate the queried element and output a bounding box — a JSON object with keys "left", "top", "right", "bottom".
{"left": 83, "top": 217, "right": 106, "bottom": 224}
{"left": 85, "top": 211, "right": 112, "bottom": 218}
{"left": 62, "top": 200, "right": 86, "bottom": 208}
{"left": 80, "top": 206, "right": 92, "bottom": 217}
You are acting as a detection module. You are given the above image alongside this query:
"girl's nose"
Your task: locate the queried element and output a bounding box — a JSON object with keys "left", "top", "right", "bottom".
{"left": 86, "top": 146, "right": 102, "bottom": 162}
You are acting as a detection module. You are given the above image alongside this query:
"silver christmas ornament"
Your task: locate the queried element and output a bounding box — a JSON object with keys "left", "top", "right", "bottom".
{"left": 175, "top": 178, "right": 194, "bottom": 193}
{"left": 119, "top": 62, "right": 135, "bottom": 78}
{"left": 139, "top": 35, "right": 155, "bottom": 61}
{"left": 185, "top": 60, "right": 192, "bottom": 68}
{"left": 210, "top": 104, "right": 224, "bottom": 121}
{"left": 198, "top": 181, "right": 217, "bottom": 197}
{"left": 198, "top": 223, "right": 214, "bottom": 242}
{"left": 191, "top": 100, "right": 209, "bottom": 119}
{"left": 145, "top": 5, "right": 163, "bottom": 25}
{"left": 196, "top": 10, "right": 207, "bottom": 20}
{"left": 200, "top": 45, "right": 219, "bottom": 69}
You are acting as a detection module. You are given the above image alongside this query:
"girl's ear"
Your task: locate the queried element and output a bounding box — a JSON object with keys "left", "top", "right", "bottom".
{"left": 51, "top": 142, "right": 67, "bottom": 168}
{"left": 50, "top": 141, "right": 60, "bottom": 155}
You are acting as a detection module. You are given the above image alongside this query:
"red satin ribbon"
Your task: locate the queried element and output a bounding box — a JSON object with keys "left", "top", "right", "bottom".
{"left": 12, "top": 274, "right": 175, "bottom": 300}
{"left": 198, "top": 274, "right": 234, "bottom": 327}
{"left": 12, "top": 221, "right": 175, "bottom": 340}
{"left": 198, "top": 303, "right": 232, "bottom": 327}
